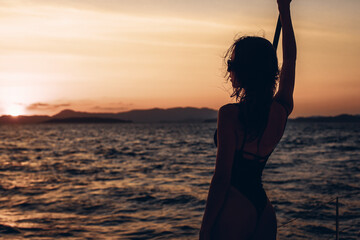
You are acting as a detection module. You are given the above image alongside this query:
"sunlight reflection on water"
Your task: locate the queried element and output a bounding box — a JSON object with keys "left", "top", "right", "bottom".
{"left": 0, "top": 122, "right": 359, "bottom": 239}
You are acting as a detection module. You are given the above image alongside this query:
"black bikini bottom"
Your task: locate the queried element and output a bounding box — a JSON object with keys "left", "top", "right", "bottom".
{"left": 232, "top": 184, "right": 268, "bottom": 219}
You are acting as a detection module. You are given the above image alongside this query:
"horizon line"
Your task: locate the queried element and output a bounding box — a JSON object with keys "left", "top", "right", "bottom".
{"left": 0, "top": 106, "right": 218, "bottom": 117}
{"left": 0, "top": 107, "right": 359, "bottom": 119}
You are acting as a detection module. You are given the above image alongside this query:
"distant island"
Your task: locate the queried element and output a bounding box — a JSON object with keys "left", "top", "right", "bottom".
{"left": 206, "top": 114, "right": 360, "bottom": 123}
{"left": 0, "top": 108, "right": 359, "bottom": 124}
{"left": 0, "top": 107, "right": 218, "bottom": 124}
{"left": 289, "top": 114, "right": 360, "bottom": 123}
{"left": 44, "top": 117, "right": 132, "bottom": 124}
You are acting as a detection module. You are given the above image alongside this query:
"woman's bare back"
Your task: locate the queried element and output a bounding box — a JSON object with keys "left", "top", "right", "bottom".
{"left": 234, "top": 100, "right": 288, "bottom": 157}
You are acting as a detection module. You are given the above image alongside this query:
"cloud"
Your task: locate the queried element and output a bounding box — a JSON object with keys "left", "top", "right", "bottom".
{"left": 26, "top": 102, "right": 71, "bottom": 111}
{"left": 91, "top": 106, "right": 127, "bottom": 112}
{"left": 23, "top": 100, "right": 135, "bottom": 114}
{"left": 90, "top": 102, "right": 134, "bottom": 112}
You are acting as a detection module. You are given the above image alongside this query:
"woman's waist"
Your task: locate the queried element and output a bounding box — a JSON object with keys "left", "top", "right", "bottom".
{"left": 231, "top": 167, "right": 263, "bottom": 182}
{"left": 231, "top": 178, "right": 263, "bottom": 188}
{"left": 230, "top": 172, "right": 264, "bottom": 189}
{"left": 230, "top": 180, "right": 266, "bottom": 197}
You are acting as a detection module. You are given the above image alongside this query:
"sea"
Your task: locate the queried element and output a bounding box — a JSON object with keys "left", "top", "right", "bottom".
{"left": 0, "top": 122, "right": 359, "bottom": 240}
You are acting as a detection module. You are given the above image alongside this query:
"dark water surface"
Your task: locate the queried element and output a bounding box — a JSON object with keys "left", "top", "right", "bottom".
{"left": 0, "top": 122, "right": 359, "bottom": 239}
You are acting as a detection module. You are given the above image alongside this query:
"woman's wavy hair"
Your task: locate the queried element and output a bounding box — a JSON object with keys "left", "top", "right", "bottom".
{"left": 225, "top": 36, "right": 279, "bottom": 139}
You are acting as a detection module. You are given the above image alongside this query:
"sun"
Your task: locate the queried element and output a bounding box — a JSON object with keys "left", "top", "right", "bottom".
{"left": 4, "top": 104, "right": 25, "bottom": 117}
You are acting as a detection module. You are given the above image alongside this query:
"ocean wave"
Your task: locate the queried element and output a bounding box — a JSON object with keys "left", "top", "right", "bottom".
{"left": 0, "top": 122, "right": 359, "bottom": 239}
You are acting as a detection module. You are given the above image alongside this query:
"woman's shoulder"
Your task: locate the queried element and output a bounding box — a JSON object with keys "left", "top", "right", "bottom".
{"left": 218, "top": 103, "right": 240, "bottom": 123}
{"left": 218, "top": 103, "right": 239, "bottom": 115}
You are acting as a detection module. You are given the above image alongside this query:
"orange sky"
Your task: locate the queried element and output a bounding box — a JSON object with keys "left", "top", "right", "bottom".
{"left": 0, "top": 0, "right": 359, "bottom": 117}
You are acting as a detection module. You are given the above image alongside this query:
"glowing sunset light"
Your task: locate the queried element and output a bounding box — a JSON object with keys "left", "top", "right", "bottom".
{"left": 4, "top": 104, "right": 25, "bottom": 117}
{"left": 0, "top": 0, "right": 359, "bottom": 117}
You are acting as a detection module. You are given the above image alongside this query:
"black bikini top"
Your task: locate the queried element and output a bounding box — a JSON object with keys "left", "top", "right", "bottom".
{"left": 214, "top": 129, "right": 273, "bottom": 162}
{"left": 213, "top": 99, "right": 289, "bottom": 158}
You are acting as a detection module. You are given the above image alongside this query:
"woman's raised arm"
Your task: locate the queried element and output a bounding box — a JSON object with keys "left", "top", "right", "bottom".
{"left": 275, "top": 0, "right": 297, "bottom": 115}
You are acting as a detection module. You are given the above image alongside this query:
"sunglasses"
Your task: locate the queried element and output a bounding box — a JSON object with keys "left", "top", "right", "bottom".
{"left": 227, "top": 59, "right": 235, "bottom": 72}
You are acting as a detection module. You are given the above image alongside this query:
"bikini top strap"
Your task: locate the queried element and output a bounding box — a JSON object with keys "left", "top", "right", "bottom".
{"left": 239, "top": 130, "right": 271, "bottom": 161}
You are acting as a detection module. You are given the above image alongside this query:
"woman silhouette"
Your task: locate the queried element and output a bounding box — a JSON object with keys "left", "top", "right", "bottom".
{"left": 200, "top": 0, "right": 296, "bottom": 239}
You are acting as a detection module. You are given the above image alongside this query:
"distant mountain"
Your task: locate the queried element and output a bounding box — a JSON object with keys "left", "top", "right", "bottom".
{"left": 0, "top": 115, "right": 51, "bottom": 124}
{"left": 1, "top": 109, "right": 358, "bottom": 125}
{"left": 290, "top": 114, "right": 360, "bottom": 122}
{"left": 52, "top": 109, "right": 120, "bottom": 119}
{"left": 0, "top": 107, "right": 218, "bottom": 124}
{"left": 204, "top": 114, "right": 360, "bottom": 123}
{"left": 52, "top": 107, "right": 218, "bottom": 123}
{"left": 115, "top": 107, "right": 217, "bottom": 123}
{"left": 44, "top": 117, "right": 131, "bottom": 124}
